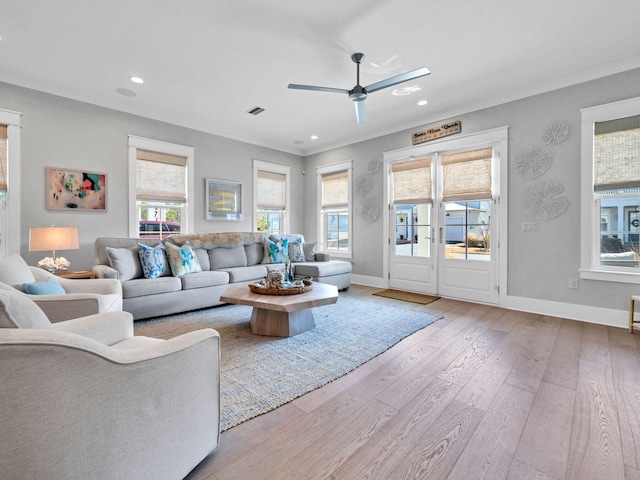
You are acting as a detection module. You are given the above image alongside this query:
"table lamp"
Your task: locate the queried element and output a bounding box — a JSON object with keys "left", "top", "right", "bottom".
{"left": 29, "top": 226, "right": 79, "bottom": 272}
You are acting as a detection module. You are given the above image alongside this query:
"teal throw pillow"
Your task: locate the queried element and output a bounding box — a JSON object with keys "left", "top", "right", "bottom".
{"left": 165, "top": 242, "right": 202, "bottom": 277}
{"left": 261, "top": 238, "right": 288, "bottom": 264}
{"left": 138, "top": 243, "right": 170, "bottom": 279}
{"left": 23, "top": 277, "right": 66, "bottom": 295}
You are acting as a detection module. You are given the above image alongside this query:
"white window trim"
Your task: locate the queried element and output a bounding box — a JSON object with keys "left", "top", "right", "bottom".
{"left": 127, "top": 135, "right": 195, "bottom": 237}
{"left": 0, "top": 108, "right": 21, "bottom": 256}
{"left": 580, "top": 95, "right": 640, "bottom": 284}
{"left": 317, "top": 160, "right": 353, "bottom": 259}
{"left": 252, "top": 159, "right": 291, "bottom": 233}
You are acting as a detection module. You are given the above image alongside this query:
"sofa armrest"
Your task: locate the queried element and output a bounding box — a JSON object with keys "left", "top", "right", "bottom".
{"left": 314, "top": 252, "right": 331, "bottom": 262}
{"left": 92, "top": 264, "right": 120, "bottom": 279}
{"left": 51, "top": 311, "right": 134, "bottom": 346}
{"left": 33, "top": 293, "right": 122, "bottom": 323}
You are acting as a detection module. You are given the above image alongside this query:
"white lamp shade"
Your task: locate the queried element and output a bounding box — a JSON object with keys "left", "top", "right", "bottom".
{"left": 29, "top": 227, "right": 79, "bottom": 253}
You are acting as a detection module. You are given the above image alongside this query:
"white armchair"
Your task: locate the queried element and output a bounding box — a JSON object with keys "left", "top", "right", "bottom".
{"left": 0, "top": 287, "right": 220, "bottom": 480}
{"left": 0, "top": 253, "right": 122, "bottom": 322}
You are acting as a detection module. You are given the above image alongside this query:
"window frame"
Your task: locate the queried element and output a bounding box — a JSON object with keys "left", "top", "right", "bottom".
{"left": 0, "top": 108, "right": 21, "bottom": 256}
{"left": 252, "top": 159, "right": 291, "bottom": 234}
{"left": 128, "top": 135, "right": 194, "bottom": 238}
{"left": 317, "top": 160, "right": 353, "bottom": 258}
{"left": 580, "top": 95, "right": 640, "bottom": 284}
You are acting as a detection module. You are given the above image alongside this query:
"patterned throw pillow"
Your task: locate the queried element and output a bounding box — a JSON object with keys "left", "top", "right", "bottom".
{"left": 288, "top": 236, "right": 306, "bottom": 263}
{"left": 138, "top": 243, "right": 170, "bottom": 279}
{"left": 261, "top": 238, "right": 288, "bottom": 264}
{"left": 165, "top": 242, "right": 202, "bottom": 277}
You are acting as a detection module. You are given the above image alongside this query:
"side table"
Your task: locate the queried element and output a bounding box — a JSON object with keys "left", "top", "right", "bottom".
{"left": 55, "top": 270, "right": 95, "bottom": 280}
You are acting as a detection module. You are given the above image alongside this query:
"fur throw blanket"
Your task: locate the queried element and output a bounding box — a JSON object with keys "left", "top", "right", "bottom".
{"left": 168, "top": 232, "right": 267, "bottom": 249}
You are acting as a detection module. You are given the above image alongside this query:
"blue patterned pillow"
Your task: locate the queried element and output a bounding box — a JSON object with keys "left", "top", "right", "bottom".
{"left": 288, "top": 236, "right": 306, "bottom": 262}
{"left": 165, "top": 242, "right": 202, "bottom": 276}
{"left": 261, "top": 238, "right": 288, "bottom": 264}
{"left": 138, "top": 243, "right": 170, "bottom": 279}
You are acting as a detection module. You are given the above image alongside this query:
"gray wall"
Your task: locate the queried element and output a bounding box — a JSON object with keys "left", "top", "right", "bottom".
{"left": 305, "top": 67, "right": 640, "bottom": 310}
{"left": 0, "top": 82, "right": 304, "bottom": 269}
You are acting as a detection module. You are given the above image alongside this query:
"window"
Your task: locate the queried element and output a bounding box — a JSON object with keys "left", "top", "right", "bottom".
{"left": 128, "top": 136, "right": 194, "bottom": 239}
{"left": 253, "top": 160, "right": 290, "bottom": 234}
{"left": 317, "top": 161, "right": 352, "bottom": 256}
{"left": 580, "top": 96, "right": 640, "bottom": 283}
{"left": 0, "top": 108, "right": 21, "bottom": 257}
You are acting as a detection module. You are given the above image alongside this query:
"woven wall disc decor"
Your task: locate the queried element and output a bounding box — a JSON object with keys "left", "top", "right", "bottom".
{"left": 521, "top": 180, "right": 569, "bottom": 219}
{"left": 515, "top": 147, "right": 552, "bottom": 179}
{"left": 355, "top": 174, "right": 373, "bottom": 197}
{"left": 357, "top": 197, "right": 381, "bottom": 223}
{"left": 541, "top": 121, "right": 569, "bottom": 146}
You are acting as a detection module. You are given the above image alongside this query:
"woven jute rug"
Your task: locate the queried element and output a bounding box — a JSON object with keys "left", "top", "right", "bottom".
{"left": 372, "top": 289, "right": 441, "bottom": 305}
{"left": 135, "top": 295, "right": 442, "bottom": 431}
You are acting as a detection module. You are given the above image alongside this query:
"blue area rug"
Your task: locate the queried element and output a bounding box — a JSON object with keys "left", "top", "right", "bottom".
{"left": 135, "top": 296, "right": 443, "bottom": 431}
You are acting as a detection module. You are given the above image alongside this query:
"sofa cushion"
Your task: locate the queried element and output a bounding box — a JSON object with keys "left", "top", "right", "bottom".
{"left": 165, "top": 242, "right": 202, "bottom": 277}
{"left": 303, "top": 242, "right": 317, "bottom": 261}
{"left": 294, "top": 260, "right": 352, "bottom": 278}
{"left": 106, "top": 246, "right": 143, "bottom": 281}
{"left": 209, "top": 245, "right": 248, "bottom": 270}
{"left": 194, "top": 248, "right": 210, "bottom": 271}
{"left": 0, "top": 288, "right": 52, "bottom": 329}
{"left": 180, "top": 271, "right": 230, "bottom": 290}
{"left": 217, "top": 265, "right": 268, "bottom": 283}
{"left": 23, "top": 277, "right": 66, "bottom": 295}
{"left": 121, "top": 276, "right": 182, "bottom": 299}
{"left": 137, "top": 243, "right": 170, "bottom": 279}
{"left": 261, "top": 238, "right": 288, "bottom": 264}
{"left": 0, "top": 253, "right": 36, "bottom": 290}
{"left": 245, "top": 242, "right": 264, "bottom": 266}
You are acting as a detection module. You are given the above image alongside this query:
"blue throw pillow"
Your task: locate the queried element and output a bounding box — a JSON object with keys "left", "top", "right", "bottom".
{"left": 23, "top": 277, "right": 66, "bottom": 295}
{"left": 288, "top": 236, "right": 306, "bottom": 263}
{"left": 165, "top": 241, "right": 202, "bottom": 277}
{"left": 261, "top": 238, "right": 288, "bottom": 264}
{"left": 138, "top": 243, "right": 170, "bottom": 279}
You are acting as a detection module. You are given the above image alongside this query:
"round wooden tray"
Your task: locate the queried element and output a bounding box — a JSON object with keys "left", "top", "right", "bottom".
{"left": 248, "top": 279, "right": 313, "bottom": 295}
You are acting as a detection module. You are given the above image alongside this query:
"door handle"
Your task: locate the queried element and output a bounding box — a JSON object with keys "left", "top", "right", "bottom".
{"left": 439, "top": 227, "right": 443, "bottom": 243}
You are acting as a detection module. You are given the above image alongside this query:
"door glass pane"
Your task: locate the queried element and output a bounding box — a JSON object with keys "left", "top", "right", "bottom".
{"left": 599, "top": 196, "right": 639, "bottom": 269}
{"left": 444, "top": 200, "right": 491, "bottom": 261}
{"left": 395, "top": 203, "right": 431, "bottom": 257}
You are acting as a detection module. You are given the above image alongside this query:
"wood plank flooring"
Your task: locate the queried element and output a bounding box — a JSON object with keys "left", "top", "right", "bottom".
{"left": 186, "top": 285, "right": 640, "bottom": 480}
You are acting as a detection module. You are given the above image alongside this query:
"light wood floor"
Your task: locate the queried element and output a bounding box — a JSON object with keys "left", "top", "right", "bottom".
{"left": 186, "top": 284, "right": 640, "bottom": 480}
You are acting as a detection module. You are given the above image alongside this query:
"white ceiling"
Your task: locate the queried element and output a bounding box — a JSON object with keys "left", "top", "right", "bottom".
{"left": 1, "top": 0, "right": 640, "bottom": 156}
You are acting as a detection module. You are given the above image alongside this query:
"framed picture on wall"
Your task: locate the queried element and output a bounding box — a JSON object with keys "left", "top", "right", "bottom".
{"left": 46, "top": 167, "right": 107, "bottom": 211}
{"left": 206, "top": 178, "right": 243, "bottom": 220}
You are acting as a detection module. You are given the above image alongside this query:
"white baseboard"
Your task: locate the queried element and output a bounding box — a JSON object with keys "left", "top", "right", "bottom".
{"left": 351, "top": 276, "right": 628, "bottom": 329}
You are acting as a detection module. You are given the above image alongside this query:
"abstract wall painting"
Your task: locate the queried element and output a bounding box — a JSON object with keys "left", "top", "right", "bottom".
{"left": 46, "top": 167, "right": 107, "bottom": 211}
{"left": 206, "top": 178, "right": 243, "bottom": 220}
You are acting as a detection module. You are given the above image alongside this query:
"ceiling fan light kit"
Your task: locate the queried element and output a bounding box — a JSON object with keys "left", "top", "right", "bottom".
{"left": 288, "top": 52, "right": 430, "bottom": 124}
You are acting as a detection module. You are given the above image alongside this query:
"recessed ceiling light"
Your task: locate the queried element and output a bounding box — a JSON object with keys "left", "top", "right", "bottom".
{"left": 310, "top": 135, "right": 318, "bottom": 140}
{"left": 392, "top": 85, "right": 421, "bottom": 96}
{"left": 116, "top": 88, "right": 137, "bottom": 97}
{"left": 417, "top": 99, "right": 428, "bottom": 106}
{"left": 129, "top": 76, "right": 144, "bottom": 84}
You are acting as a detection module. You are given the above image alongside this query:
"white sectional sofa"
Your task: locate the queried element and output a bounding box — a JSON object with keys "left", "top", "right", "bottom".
{"left": 93, "top": 232, "right": 351, "bottom": 320}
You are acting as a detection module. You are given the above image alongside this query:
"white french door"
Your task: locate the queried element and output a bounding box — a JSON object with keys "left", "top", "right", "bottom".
{"left": 384, "top": 127, "right": 507, "bottom": 305}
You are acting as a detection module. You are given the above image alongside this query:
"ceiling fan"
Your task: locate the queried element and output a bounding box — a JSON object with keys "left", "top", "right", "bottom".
{"left": 288, "top": 52, "right": 430, "bottom": 124}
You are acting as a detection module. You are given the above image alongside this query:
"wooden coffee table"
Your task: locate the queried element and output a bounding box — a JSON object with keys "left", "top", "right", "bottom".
{"left": 220, "top": 281, "right": 338, "bottom": 337}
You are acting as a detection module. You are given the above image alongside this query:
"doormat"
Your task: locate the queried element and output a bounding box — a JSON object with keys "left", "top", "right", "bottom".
{"left": 372, "top": 289, "right": 441, "bottom": 305}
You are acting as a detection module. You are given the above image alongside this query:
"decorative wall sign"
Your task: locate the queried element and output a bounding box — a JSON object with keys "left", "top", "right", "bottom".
{"left": 206, "top": 178, "right": 243, "bottom": 220}
{"left": 46, "top": 167, "right": 107, "bottom": 211}
{"left": 355, "top": 174, "right": 373, "bottom": 197}
{"left": 412, "top": 121, "right": 461, "bottom": 145}
{"left": 522, "top": 181, "right": 568, "bottom": 219}
{"left": 357, "top": 197, "right": 381, "bottom": 223}
{"left": 541, "top": 121, "right": 569, "bottom": 145}
{"left": 515, "top": 147, "right": 552, "bottom": 179}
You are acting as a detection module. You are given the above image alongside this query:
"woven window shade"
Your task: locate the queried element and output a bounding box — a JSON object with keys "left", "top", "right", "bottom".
{"left": 391, "top": 157, "right": 432, "bottom": 204}
{"left": 322, "top": 170, "right": 348, "bottom": 208}
{"left": 441, "top": 147, "right": 492, "bottom": 201}
{"left": 0, "top": 125, "right": 7, "bottom": 192}
{"left": 136, "top": 149, "right": 187, "bottom": 202}
{"left": 594, "top": 114, "right": 640, "bottom": 193}
{"left": 257, "top": 170, "right": 286, "bottom": 209}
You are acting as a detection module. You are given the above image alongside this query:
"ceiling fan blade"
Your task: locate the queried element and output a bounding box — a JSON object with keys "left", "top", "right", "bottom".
{"left": 364, "top": 67, "right": 431, "bottom": 94}
{"left": 354, "top": 100, "right": 367, "bottom": 124}
{"left": 288, "top": 84, "right": 350, "bottom": 95}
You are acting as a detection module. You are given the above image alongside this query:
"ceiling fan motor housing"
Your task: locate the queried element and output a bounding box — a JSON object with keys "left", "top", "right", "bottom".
{"left": 349, "top": 85, "right": 367, "bottom": 101}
